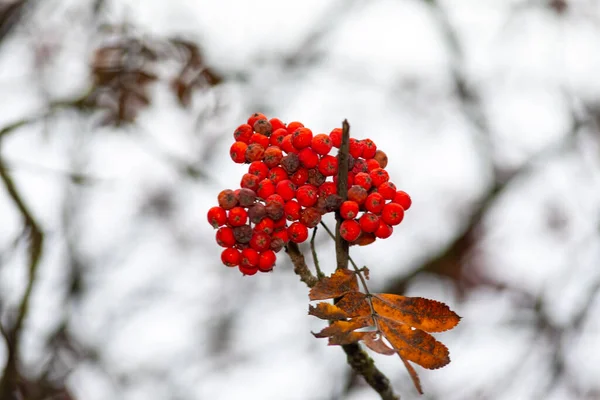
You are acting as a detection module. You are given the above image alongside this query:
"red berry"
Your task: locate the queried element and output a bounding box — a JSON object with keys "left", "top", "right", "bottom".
{"left": 221, "top": 247, "right": 241, "bottom": 267}
{"left": 258, "top": 250, "right": 277, "bottom": 272}
{"left": 393, "top": 190, "right": 412, "bottom": 210}
{"left": 218, "top": 189, "right": 238, "bottom": 210}
{"left": 263, "top": 146, "right": 283, "bottom": 168}
{"left": 311, "top": 133, "right": 332, "bottom": 155}
{"left": 366, "top": 159, "right": 381, "bottom": 171}
{"left": 266, "top": 194, "right": 285, "bottom": 205}
{"left": 377, "top": 181, "right": 397, "bottom": 200}
{"left": 245, "top": 143, "right": 265, "bottom": 162}
{"left": 230, "top": 141, "right": 248, "bottom": 163}
{"left": 240, "top": 247, "right": 259, "bottom": 269}
{"left": 227, "top": 207, "right": 248, "bottom": 227}
{"left": 216, "top": 226, "right": 236, "bottom": 247}
{"left": 340, "top": 201, "right": 359, "bottom": 219}
{"left": 361, "top": 139, "right": 377, "bottom": 159}
{"left": 234, "top": 124, "right": 253, "bottom": 143}
{"left": 269, "top": 118, "right": 286, "bottom": 132}
{"left": 284, "top": 200, "right": 301, "bottom": 221}
{"left": 318, "top": 182, "right": 337, "bottom": 197}
{"left": 298, "top": 147, "right": 319, "bottom": 168}
{"left": 248, "top": 161, "right": 269, "bottom": 181}
{"left": 248, "top": 113, "right": 267, "bottom": 127}
{"left": 288, "top": 221, "right": 309, "bottom": 243}
{"left": 286, "top": 121, "right": 304, "bottom": 134}
{"left": 270, "top": 128, "right": 288, "bottom": 147}
{"left": 240, "top": 173, "right": 260, "bottom": 191}
{"left": 340, "top": 219, "right": 361, "bottom": 242}
{"left": 254, "top": 217, "right": 275, "bottom": 235}
{"left": 281, "top": 134, "right": 296, "bottom": 153}
{"left": 354, "top": 172, "right": 372, "bottom": 191}
{"left": 256, "top": 179, "right": 276, "bottom": 199}
{"left": 271, "top": 228, "right": 289, "bottom": 244}
{"left": 276, "top": 179, "right": 296, "bottom": 201}
{"left": 273, "top": 215, "right": 287, "bottom": 228}
{"left": 296, "top": 185, "right": 318, "bottom": 207}
{"left": 318, "top": 155, "right": 338, "bottom": 176}
{"left": 349, "top": 138, "right": 364, "bottom": 159}
{"left": 359, "top": 212, "right": 380, "bottom": 233}
{"left": 290, "top": 168, "right": 309, "bottom": 186}
{"left": 207, "top": 206, "right": 227, "bottom": 228}
{"left": 292, "top": 127, "right": 313, "bottom": 149}
{"left": 364, "top": 192, "right": 385, "bottom": 214}
{"left": 381, "top": 202, "right": 404, "bottom": 226}
{"left": 329, "top": 128, "right": 342, "bottom": 148}
{"left": 250, "top": 232, "right": 271, "bottom": 252}
{"left": 375, "top": 220, "right": 393, "bottom": 239}
{"left": 239, "top": 264, "right": 258, "bottom": 275}
{"left": 369, "top": 168, "right": 389, "bottom": 187}
{"left": 347, "top": 185, "right": 368, "bottom": 205}
{"left": 268, "top": 166, "right": 289, "bottom": 184}
{"left": 249, "top": 132, "right": 270, "bottom": 148}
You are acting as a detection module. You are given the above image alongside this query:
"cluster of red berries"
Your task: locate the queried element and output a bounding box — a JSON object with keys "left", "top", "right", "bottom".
{"left": 207, "top": 113, "right": 412, "bottom": 275}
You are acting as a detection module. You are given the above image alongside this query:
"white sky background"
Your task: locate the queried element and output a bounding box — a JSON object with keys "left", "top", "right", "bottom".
{"left": 0, "top": 0, "right": 600, "bottom": 399}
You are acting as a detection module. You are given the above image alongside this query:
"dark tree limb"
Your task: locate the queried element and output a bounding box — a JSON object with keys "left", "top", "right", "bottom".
{"left": 0, "top": 139, "right": 45, "bottom": 399}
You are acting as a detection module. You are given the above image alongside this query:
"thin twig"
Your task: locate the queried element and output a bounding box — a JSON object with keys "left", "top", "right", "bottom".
{"left": 286, "top": 242, "right": 318, "bottom": 288}
{"left": 310, "top": 227, "right": 324, "bottom": 279}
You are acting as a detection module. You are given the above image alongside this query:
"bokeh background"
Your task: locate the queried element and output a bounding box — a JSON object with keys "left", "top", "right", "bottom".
{"left": 1, "top": 0, "right": 599, "bottom": 399}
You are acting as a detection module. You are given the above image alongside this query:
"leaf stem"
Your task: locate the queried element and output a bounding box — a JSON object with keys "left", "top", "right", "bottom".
{"left": 310, "top": 227, "right": 324, "bottom": 279}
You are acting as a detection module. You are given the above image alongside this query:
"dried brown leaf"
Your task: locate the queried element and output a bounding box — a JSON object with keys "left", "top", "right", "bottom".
{"left": 372, "top": 294, "right": 460, "bottom": 332}
{"left": 378, "top": 316, "right": 450, "bottom": 370}
{"left": 308, "top": 303, "right": 349, "bottom": 320}
{"left": 309, "top": 269, "right": 358, "bottom": 300}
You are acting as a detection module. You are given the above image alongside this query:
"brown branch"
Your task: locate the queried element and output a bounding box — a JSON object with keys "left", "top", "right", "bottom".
{"left": 0, "top": 139, "right": 45, "bottom": 398}
{"left": 335, "top": 119, "right": 350, "bottom": 271}
{"left": 289, "top": 119, "right": 400, "bottom": 400}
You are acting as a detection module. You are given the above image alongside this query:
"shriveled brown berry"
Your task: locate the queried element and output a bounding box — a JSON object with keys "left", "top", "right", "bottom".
{"left": 324, "top": 194, "right": 343, "bottom": 212}
{"left": 270, "top": 237, "right": 285, "bottom": 252}
{"left": 374, "top": 149, "right": 388, "bottom": 168}
{"left": 233, "top": 225, "right": 253, "bottom": 244}
{"left": 253, "top": 119, "right": 272, "bottom": 136}
{"left": 352, "top": 158, "right": 368, "bottom": 174}
{"left": 266, "top": 200, "right": 285, "bottom": 221}
{"left": 307, "top": 168, "right": 326, "bottom": 187}
{"left": 248, "top": 203, "right": 267, "bottom": 223}
{"left": 237, "top": 188, "right": 256, "bottom": 207}
{"left": 347, "top": 185, "right": 368, "bottom": 205}
{"left": 218, "top": 189, "right": 238, "bottom": 210}
{"left": 347, "top": 154, "right": 355, "bottom": 170}
{"left": 281, "top": 153, "right": 300, "bottom": 174}
{"left": 300, "top": 207, "right": 321, "bottom": 228}
{"left": 245, "top": 143, "right": 265, "bottom": 162}
{"left": 263, "top": 146, "right": 283, "bottom": 168}
{"left": 315, "top": 196, "right": 328, "bottom": 214}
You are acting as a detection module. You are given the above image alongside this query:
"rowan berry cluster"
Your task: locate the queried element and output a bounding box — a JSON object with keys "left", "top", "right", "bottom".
{"left": 207, "top": 113, "right": 411, "bottom": 275}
